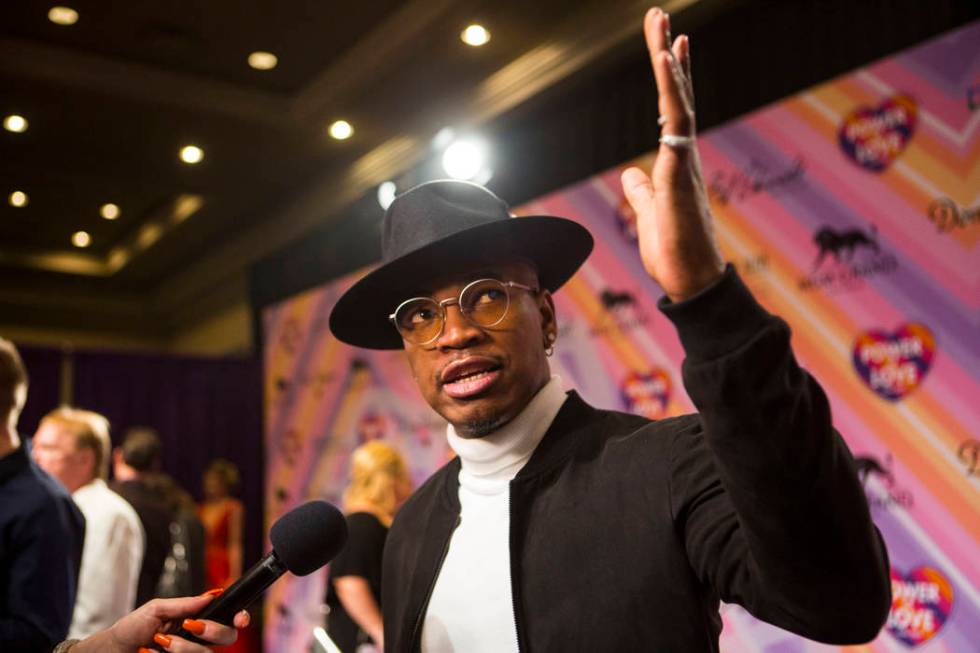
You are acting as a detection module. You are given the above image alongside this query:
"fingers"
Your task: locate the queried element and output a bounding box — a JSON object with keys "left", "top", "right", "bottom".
{"left": 621, "top": 166, "right": 657, "bottom": 215}
{"left": 644, "top": 7, "right": 695, "bottom": 137}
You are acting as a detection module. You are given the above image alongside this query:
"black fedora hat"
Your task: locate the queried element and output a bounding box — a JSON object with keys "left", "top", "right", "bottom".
{"left": 329, "top": 180, "right": 594, "bottom": 350}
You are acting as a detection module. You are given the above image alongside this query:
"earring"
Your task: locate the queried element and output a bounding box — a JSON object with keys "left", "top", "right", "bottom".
{"left": 544, "top": 332, "right": 557, "bottom": 357}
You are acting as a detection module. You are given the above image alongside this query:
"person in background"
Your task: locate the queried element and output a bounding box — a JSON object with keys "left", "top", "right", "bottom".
{"left": 199, "top": 459, "right": 244, "bottom": 592}
{"left": 112, "top": 427, "right": 173, "bottom": 607}
{"left": 0, "top": 337, "right": 86, "bottom": 653}
{"left": 52, "top": 591, "right": 250, "bottom": 653}
{"left": 146, "top": 472, "right": 207, "bottom": 598}
{"left": 33, "top": 407, "right": 144, "bottom": 639}
{"left": 325, "top": 441, "right": 412, "bottom": 652}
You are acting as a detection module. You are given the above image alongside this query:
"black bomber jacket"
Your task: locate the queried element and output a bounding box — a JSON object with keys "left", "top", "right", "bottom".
{"left": 381, "top": 267, "right": 892, "bottom": 652}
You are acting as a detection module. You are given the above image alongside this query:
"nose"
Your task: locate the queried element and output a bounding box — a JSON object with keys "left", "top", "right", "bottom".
{"left": 435, "top": 303, "right": 485, "bottom": 349}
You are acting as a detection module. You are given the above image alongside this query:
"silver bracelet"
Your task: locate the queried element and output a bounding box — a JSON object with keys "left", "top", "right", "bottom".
{"left": 53, "top": 640, "right": 81, "bottom": 653}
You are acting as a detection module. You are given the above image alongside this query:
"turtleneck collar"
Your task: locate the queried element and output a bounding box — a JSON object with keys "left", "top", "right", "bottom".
{"left": 447, "top": 376, "right": 566, "bottom": 488}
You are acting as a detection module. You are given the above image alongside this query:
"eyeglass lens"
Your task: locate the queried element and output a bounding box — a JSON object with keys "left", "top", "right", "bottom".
{"left": 394, "top": 279, "right": 512, "bottom": 344}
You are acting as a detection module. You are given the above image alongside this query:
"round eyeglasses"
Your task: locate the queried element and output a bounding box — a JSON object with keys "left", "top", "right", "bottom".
{"left": 389, "top": 278, "right": 539, "bottom": 346}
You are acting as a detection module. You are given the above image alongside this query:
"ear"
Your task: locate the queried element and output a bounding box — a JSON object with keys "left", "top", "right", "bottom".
{"left": 538, "top": 290, "right": 558, "bottom": 343}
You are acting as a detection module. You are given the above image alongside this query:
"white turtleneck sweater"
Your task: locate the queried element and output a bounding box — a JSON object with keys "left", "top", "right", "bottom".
{"left": 421, "top": 376, "right": 567, "bottom": 653}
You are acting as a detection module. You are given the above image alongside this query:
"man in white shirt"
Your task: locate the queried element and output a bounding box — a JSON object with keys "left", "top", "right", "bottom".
{"left": 33, "top": 408, "right": 144, "bottom": 639}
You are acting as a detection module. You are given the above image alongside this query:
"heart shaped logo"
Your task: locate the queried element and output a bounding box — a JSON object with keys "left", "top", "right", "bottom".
{"left": 839, "top": 94, "right": 917, "bottom": 172}
{"left": 886, "top": 566, "right": 953, "bottom": 646}
{"left": 621, "top": 369, "right": 670, "bottom": 419}
{"left": 852, "top": 323, "right": 935, "bottom": 401}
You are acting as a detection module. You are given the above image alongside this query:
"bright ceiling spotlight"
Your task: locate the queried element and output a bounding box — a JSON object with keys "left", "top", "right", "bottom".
{"left": 71, "top": 230, "right": 91, "bottom": 248}
{"left": 48, "top": 6, "right": 79, "bottom": 26}
{"left": 328, "top": 120, "right": 353, "bottom": 140}
{"left": 377, "top": 181, "right": 397, "bottom": 210}
{"left": 3, "top": 115, "right": 28, "bottom": 133}
{"left": 9, "top": 191, "right": 28, "bottom": 207}
{"left": 180, "top": 145, "right": 204, "bottom": 164}
{"left": 461, "top": 24, "right": 490, "bottom": 47}
{"left": 441, "top": 138, "right": 488, "bottom": 180}
{"left": 248, "top": 51, "right": 278, "bottom": 70}
{"left": 100, "top": 203, "right": 120, "bottom": 220}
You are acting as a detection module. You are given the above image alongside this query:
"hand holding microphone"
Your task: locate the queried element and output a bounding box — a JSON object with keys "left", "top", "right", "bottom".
{"left": 140, "top": 500, "right": 348, "bottom": 652}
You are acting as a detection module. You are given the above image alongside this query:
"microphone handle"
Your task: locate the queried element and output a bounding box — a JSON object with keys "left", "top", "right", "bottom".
{"left": 151, "top": 551, "right": 288, "bottom": 649}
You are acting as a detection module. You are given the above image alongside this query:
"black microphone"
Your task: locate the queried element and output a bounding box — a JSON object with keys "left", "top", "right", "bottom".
{"left": 152, "top": 500, "right": 347, "bottom": 649}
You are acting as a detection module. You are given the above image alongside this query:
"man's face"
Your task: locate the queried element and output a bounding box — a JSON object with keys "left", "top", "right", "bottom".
{"left": 401, "top": 259, "right": 556, "bottom": 438}
{"left": 32, "top": 422, "right": 92, "bottom": 492}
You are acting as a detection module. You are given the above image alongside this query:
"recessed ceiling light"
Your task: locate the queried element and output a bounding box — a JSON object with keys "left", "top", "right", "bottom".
{"left": 248, "top": 51, "right": 278, "bottom": 70}
{"left": 180, "top": 145, "right": 204, "bottom": 164}
{"left": 377, "top": 181, "right": 397, "bottom": 209}
{"left": 3, "top": 115, "right": 28, "bottom": 133}
{"left": 328, "top": 120, "right": 353, "bottom": 140}
{"left": 72, "top": 231, "right": 91, "bottom": 248}
{"left": 461, "top": 24, "right": 490, "bottom": 47}
{"left": 48, "top": 6, "right": 79, "bottom": 26}
{"left": 9, "top": 191, "right": 28, "bottom": 207}
{"left": 100, "top": 203, "right": 120, "bottom": 220}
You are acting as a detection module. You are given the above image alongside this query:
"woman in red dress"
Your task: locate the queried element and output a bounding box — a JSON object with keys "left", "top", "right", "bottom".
{"left": 199, "top": 459, "right": 250, "bottom": 652}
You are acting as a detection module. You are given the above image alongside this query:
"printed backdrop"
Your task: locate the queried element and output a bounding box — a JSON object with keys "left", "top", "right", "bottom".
{"left": 263, "top": 21, "right": 979, "bottom": 653}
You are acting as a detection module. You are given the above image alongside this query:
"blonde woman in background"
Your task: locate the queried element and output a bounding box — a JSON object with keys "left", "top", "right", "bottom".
{"left": 326, "top": 441, "right": 412, "bottom": 652}
{"left": 198, "top": 460, "right": 243, "bottom": 592}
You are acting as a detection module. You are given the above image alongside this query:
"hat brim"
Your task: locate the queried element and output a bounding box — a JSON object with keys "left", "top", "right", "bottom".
{"left": 329, "top": 216, "right": 594, "bottom": 349}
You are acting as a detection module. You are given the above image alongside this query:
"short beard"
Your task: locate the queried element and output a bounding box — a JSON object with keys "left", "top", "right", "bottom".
{"left": 455, "top": 413, "right": 512, "bottom": 439}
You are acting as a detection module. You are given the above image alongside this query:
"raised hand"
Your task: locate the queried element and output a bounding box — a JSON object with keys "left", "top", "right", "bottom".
{"left": 621, "top": 7, "right": 725, "bottom": 302}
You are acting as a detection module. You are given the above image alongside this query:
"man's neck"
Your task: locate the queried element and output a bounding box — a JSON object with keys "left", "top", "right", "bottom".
{"left": 0, "top": 424, "right": 21, "bottom": 459}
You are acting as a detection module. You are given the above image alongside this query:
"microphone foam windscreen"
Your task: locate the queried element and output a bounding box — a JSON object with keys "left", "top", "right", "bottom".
{"left": 270, "top": 500, "right": 348, "bottom": 576}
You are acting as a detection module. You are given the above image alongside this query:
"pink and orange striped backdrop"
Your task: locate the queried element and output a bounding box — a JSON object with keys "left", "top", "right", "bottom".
{"left": 262, "top": 21, "right": 979, "bottom": 652}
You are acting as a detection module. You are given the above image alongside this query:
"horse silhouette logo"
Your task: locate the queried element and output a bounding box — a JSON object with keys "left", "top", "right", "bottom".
{"left": 813, "top": 224, "right": 879, "bottom": 268}
{"left": 854, "top": 454, "right": 895, "bottom": 488}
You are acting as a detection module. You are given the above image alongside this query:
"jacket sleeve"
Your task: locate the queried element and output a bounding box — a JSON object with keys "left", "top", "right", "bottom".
{"left": 660, "top": 265, "right": 891, "bottom": 644}
{"left": 0, "top": 494, "right": 84, "bottom": 652}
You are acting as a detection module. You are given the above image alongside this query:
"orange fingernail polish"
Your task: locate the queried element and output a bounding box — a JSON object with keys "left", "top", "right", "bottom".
{"left": 138, "top": 648, "right": 153, "bottom": 653}
{"left": 202, "top": 587, "right": 224, "bottom": 597}
{"left": 183, "top": 618, "right": 206, "bottom": 635}
{"left": 153, "top": 633, "right": 172, "bottom": 648}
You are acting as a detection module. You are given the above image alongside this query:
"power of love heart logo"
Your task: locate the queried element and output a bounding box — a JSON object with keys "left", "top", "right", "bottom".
{"left": 838, "top": 94, "right": 917, "bottom": 172}
{"left": 852, "top": 323, "right": 934, "bottom": 401}
{"left": 621, "top": 370, "right": 670, "bottom": 419}
{"left": 886, "top": 566, "right": 953, "bottom": 646}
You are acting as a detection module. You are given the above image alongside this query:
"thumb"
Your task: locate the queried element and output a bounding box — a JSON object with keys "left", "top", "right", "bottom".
{"left": 146, "top": 594, "right": 215, "bottom": 621}
{"left": 621, "top": 166, "right": 656, "bottom": 217}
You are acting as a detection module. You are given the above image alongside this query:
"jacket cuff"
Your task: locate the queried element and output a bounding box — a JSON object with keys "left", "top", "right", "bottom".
{"left": 657, "top": 264, "right": 772, "bottom": 361}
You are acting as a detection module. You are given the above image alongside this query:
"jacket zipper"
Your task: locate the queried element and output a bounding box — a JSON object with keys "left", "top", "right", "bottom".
{"left": 409, "top": 513, "right": 461, "bottom": 652}
{"left": 508, "top": 484, "right": 523, "bottom": 652}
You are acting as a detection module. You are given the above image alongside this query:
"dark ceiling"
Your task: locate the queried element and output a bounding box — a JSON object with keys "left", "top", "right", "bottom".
{"left": 1, "top": 0, "right": 977, "bottom": 347}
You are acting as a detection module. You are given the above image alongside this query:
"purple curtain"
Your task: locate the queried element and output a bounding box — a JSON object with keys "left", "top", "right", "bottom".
{"left": 17, "top": 344, "right": 264, "bottom": 570}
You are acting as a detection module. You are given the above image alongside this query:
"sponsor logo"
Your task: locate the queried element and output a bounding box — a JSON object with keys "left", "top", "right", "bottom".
{"left": 356, "top": 411, "right": 388, "bottom": 443}
{"left": 590, "top": 287, "right": 650, "bottom": 335}
{"left": 278, "top": 317, "right": 303, "bottom": 355}
{"left": 852, "top": 323, "right": 935, "bottom": 401}
{"left": 798, "top": 224, "right": 898, "bottom": 292}
{"left": 734, "top": 253, "right": 770, "bottom": 276}
{"left": 621, "top": 370, "right": 671, "bottom": 419}
{"left": 707, "top": 156, "right": 805, "bottom": 205}
{"left": 278, "top": 428, "right": 303, "bottom": 467}
{"left": 968, "top": 83, "right": 980, "bottom": 111}
{"left": 887, "top": 566, "right": 953, "bottom": 646}
{"left": 839, "top": 94, "right": 917, "bottom": 172}
{"left": 957, "top": 439, "right": 979, "bottom": 476}
{"left": 927, "top": 197, "right": 980, "bottom": 232}
{"left": 854, "top": 452, "right": 913, "bottom": 509}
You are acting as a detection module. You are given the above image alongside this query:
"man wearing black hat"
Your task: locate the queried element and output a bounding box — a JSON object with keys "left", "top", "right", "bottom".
{"left": 329, "top": 8, "right": 890, "bottom": 653}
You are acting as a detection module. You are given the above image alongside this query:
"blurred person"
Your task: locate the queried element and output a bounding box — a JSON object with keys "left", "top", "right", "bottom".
{"left": 325, "top": 441, "right": 411, "bottom": 652}
{"left": 113, "top": 427, "right": 173, "bottom": 606}
{"left": 52, "top": 590, "right": 250, "bottom": 653}
{"left": 146, "top": 472, "right": 207, "bottom": 598}
{"left": 199, "top": 459, "right": 244, "bottom": 592}
{"left": 33, "top": 407, "right": 145, "bottom": 639}
{"left": 0, "top": 337, "right": 85, "bottom": 652}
